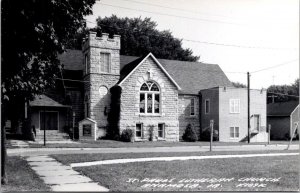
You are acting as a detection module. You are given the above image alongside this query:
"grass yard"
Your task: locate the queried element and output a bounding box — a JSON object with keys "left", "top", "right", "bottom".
{"left": 1, "top": 156, "right": 50, "bottom": 192}
{"left": 27, "top": 139, "right": 299, "bottom": 149}
{"left": 51, "top": 150, "right": 298, "bottom": 165}
{"left": 52, "top": 151, "right": 299, "bottom": 191}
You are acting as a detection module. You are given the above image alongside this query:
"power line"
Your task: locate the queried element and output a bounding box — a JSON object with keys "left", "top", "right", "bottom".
{"left": 267, "top": 91, "right": 299, "bottom": 98}
{"left": 86, "top": 21, "right": 298, "bottom": 50}
{"left": 183, "top": 38, "right": 298, "bottom": 50}
{"left": 56, "top": 78, "right": 299, "bottom": 98}
{"left": 251, "top": 59, "right": 299, "bottom": 73}
{"left": 99, "top": 2, "right": 243, "bottom": 26}
{"left": 98, "top": 2, "right": 297, "bottom": 27}
{"left": 120, "top": 0, "right": 297, "bottom": 24}
{"left": 55, "top": 78, "right": 90, "bottom": 83}
{"left": 119, "top": 0, "right": 236, "bottom": 19}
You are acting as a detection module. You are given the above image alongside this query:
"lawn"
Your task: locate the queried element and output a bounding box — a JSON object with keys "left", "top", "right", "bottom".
{"left": 51, "top": 151, "right": 299, "bottom": 191}
{"left": 1, "top": 156, "right": 50, "bottom": 192}
{"left": 26, "top": 139, "right": 299, "bottom": 149}
{"left": 51, "top": 150, "right": 299, "bottom": 165}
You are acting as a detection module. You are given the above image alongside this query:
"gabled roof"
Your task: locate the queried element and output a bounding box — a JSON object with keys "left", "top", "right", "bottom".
{"left": 29, "top": 95, "right": 70, "bottom": 107}
{"left": 118, "top": 53, "right": 181, "bottom": 90}
{"left": 159, "top": 58, "right": 232, "bottom": 94}
{"left": 119, "top": 56, "right": 232, "bottom": 94}
{"left": 58, "top": 50, "right": 232, "bottom": 94}
{"left": 267, "top": 100, "right": 299, "bottom": 116}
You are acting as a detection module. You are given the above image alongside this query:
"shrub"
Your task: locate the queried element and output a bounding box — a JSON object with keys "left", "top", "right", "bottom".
{"left": 120, "top": 129, "right": 133, "bottom": 142}
{"left": 182, "top": 124, "right": 198, "bottom": 142}
{"left": 200, "top": 129, "right": 219, "bottom": 141}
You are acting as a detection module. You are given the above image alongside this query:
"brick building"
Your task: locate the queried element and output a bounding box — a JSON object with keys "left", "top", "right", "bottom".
{"left": 200, "top": 87, "right": 267, "bottom": 142}
{"left": 25, "top": 31, "right": 267, "bottom": 142}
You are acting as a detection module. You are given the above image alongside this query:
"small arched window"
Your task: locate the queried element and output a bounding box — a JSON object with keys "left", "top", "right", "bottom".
{"left": 139, "top": 81, "right": 160, "bottom": 114}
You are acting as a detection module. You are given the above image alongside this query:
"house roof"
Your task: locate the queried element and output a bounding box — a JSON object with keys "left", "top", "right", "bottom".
{"left": 58, "top": 49, "right": 83, "bottom": 71}
{"left": 29, "top": 95, "right": 70, "bottom": 107}
{"left": 267, "top": 100, "right": 299, "bottom": 116}
{"left": 59, "top": 50, "right": 232, "bottom": 94}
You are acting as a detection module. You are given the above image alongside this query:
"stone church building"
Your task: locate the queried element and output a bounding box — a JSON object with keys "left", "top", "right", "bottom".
{"left": 76, "top": 31, "right": 231, "bottom": 141}
{"left": 23, "top": 31, "right": 266, "bottom": 142}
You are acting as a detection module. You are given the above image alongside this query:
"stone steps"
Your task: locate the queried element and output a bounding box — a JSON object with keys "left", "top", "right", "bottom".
{"left": 35, "top": 131, "right": 70, "bottom": 141}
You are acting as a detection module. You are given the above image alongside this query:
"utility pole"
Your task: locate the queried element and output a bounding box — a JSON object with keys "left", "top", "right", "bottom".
{"left": 247, "top": 72, "right": 250, "bottom": 143}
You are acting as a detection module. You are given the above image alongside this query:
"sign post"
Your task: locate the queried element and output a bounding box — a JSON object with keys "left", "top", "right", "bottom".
{"left": 268, "top": 124, "right": 271, "bottom": 145}
{"left": 43, "top": 105, "right": 46, "bottom": 146}
{"left": 286, "top": 122, "right": 298, "bottom": 150}
{"left": 72, "top": 112, "right": 75, "bottom": 140}
{"left": 210, "top": 120, "right": 214, "bottom": 152}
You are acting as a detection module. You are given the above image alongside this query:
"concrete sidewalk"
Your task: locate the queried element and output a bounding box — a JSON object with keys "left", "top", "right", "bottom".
{"left": 8, "top": 143, "right": 299, "bottom": 156}
{"left": 25, "top": 155, "right": 109, "bottom": 192}
{"left": 70, "top": 152, "right": 299, "bottom": 167}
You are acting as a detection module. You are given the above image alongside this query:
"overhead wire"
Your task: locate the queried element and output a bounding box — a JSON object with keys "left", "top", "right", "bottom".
{"left": 98, "top": 2, "right": 242, "bottom": 26}
{"left": 98, "top": 2, "right": 298, "bottom": 27}
{"left": 250, "top": 59, "right": 299, "bottom": 73}
{"left": 86, "top": 21, "right": 298, "bottom": 50}
{"left": 119, "top": 0, "right": 237, "bottom": 19}
{"left": 119, "top": 0, "right": 297, "bottom": 24}
{"left": 55, "top": 77, "right": 299, "bottom": 98}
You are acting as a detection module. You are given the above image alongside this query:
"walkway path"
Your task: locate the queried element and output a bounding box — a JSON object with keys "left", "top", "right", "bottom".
{"left": 8, "top": 144, "right": 299, "bottom": 156}
{"left": 25, "top": 155, "right": 109, "bottom": 192}
{"left": 70, "top": 152, "right": 299, "bottom": 167}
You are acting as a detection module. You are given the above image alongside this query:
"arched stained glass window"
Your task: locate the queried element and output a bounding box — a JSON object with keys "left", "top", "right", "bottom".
{"left": 139, "top": 81, "right": 160, "bottom": 114}
{"left": 140, "top": 83, "right": 149, "bottom": 91}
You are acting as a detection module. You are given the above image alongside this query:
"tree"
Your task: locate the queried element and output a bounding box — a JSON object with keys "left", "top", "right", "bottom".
{"left": 232, "top": 81, "right": 247, "bottom": 88}
{"left": 1, "top": 0, "right": 95, "bottom": 184}
{"left": 267, "top": 79, "right": 299, "bottom": 103}
{"left": 95, "top": 15, "right": 199, "bottom": 61}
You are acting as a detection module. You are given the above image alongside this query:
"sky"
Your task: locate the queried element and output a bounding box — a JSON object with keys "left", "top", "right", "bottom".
{"left": 85, "top": 0, "right": 299, "bottom": 89}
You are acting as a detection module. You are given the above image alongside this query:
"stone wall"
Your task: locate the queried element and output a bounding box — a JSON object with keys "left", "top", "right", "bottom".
{"left": 178, "top": 94, "right": 200, "bottom": 139}
{"left": 119, "top": 56, "right": 179, "bottom": 141}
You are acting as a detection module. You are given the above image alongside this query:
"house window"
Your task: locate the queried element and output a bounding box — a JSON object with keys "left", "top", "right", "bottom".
{"left": 205, "top": 99, "right": 210, "bottom": 114}
{"left": 190, "top": 98, "right": 195, "bottom": 116}
{"left": 158, "top": 123, "right": 165, "bottom": 138}
{"left": 230, "top": 99, "right": 240, "bottom": 113}
{"left": 230, "top": 127, "right": 239, "bottom": 138}
{"left": 100, "top": 53, "right": 110, "bottom": 73}
{"left": 136, "top": 123, "right": 143, "bottom": 138}
{"left": 84, "top": 54, "right": 88, "bottom": 74}
{"left": 139, "top": 81, "right": 160, "bottom": 114}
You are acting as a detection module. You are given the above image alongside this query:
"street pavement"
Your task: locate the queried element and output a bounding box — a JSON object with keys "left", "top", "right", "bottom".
{"left": 8, "top": 143, "right": 299, "bottom": 156}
